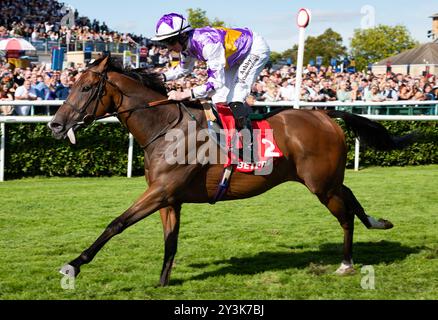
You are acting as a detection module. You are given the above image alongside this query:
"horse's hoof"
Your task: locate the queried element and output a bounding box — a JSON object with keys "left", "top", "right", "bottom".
{"left": 379, "top": 219, "right": 394, "bottom": 230}
{"left": 368, "top": 216, "right": 394, "bottom": 230}
{"left": 159, "top": 279, "right": 170, "bottom": 287}
{"left": 154, "top": 282, "right": 167, "bottom": 288}
{"left": 59, "top": 264, "right": 80, "bottom": 278}
{"left": 335, "top": 263, "right": 356, "bottom": 276}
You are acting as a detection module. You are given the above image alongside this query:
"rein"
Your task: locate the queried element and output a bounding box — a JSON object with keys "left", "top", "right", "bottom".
{"left": 89, "top": 98, "right": 179, "bottom": 122}
{"left": 64, "top": 67, "right": 180, "bottom": 125}
{"left": 64, "top": 69, "right": 199, "bottom": 150}
{"left": 113, "top": 99, "right": 200, "bottom": 150}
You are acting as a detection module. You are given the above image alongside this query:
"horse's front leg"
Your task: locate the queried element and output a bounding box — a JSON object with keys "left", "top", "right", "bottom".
{"left": 60, "top": 183, "right": 170, "bottom": 278}
{"left": 159, "top": 205, "right": 181, "bottom": 286}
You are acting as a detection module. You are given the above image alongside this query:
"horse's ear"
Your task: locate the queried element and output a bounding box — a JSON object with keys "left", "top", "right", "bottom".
{"left": 95, "top": 55, "right": 110, "bottom": 73}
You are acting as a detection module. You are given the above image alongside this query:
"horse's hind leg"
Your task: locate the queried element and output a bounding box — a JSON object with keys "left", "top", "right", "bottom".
{"left": 159, "top": 205, "right": 181, "bottom": 287}
{"left": 342, "top": 185, "right": 394, "bottom": 230}
{"left": 317, "top": 188, "right": 356, "bottom": 275}
{"left": 316, "top": 185, "right": 394, "bottom": 276}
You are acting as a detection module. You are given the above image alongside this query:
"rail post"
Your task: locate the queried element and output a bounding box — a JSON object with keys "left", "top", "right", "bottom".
{"left": 127, "top": 134, "right": 134, "bottom": 178}
{"left": 354, "top": 138, "right": 360, "bottom": 172}
{"left": 294, "top": 8, "right": 312, "bottom": 110}
{"left": 0, "top": 122, "right": 5, "bottom": 182}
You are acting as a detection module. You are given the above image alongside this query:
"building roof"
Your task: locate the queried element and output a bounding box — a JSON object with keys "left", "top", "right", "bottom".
{"left": 375, "top": 42, "right": 438, "bottom": 66}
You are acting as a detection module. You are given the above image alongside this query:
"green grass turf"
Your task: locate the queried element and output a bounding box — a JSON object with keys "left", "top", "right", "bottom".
{"left": 0, "top": 166, "right": 437, "bottom": 300}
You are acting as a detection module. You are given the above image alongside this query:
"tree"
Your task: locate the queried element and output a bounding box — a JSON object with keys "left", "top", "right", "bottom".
{"left": 281, "top": 47, "right": 298, "bottom": 62}
{"left": 303, "top": 28, "right": 347, "bottom": 66}
{"left": 269, "top": 51, "right": 283, "bottom": 64}
{"left": 275, "top": 29, "right": 346, "bottom": 68}
{"left": 186, "top": 8, "right": 209, "bottom": 28}
{"left": 210, "top": 18, "right": 226, "bottom": 28}
{"left": 186, "top": 8, "right": 225, "bottom": 28}
{"left": 350, "top": 24, "right": 418, "bottom": 71}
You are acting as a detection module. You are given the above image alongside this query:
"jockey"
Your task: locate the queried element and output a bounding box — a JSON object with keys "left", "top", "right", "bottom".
{"left": 152, "top": 12, "right": 270, "bottom": 142}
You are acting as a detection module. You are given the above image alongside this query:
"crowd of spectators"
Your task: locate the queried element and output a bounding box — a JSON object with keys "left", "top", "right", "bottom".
{"left": 162, "top": 62, "right": 438, "bottom": 106}
{"left": 0, "top": 57, "right": 82, "bottom": 115}
{"left": 2, "top": 54, "right": 437, "bottom": 116}
{"left": 0, "top": 0, "right": 146, "bottom": 47}
{"left": 146, "top": 48, "right": 438, "bottom": 105}
{"left": 0, "top": 0, "right": 437, "bottom": 116}
{"left": 0, "top": 0, "right": 148, "bottom": 116}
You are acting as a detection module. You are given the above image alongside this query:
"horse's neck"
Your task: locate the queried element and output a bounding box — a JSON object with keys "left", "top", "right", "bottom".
{"left": 116, "top": 88, "right": 181, "bottom": 152}
{"left": 110, "top": 74, "right": 206, "bottom": 155}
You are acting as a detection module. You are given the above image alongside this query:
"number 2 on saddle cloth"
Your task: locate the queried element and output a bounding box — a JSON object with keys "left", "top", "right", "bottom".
{"left": 214, "top": 103, "right": 283, "bottom": 174}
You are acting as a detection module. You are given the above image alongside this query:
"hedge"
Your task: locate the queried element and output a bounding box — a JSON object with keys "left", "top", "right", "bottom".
{"left": 4, "top": 123, "right": 146, "bottom": 179}
{"left": 2, "top": 120, "right": 437, "bottom": 179}
{"left": 342, "top": 121, "right": 438, "bottom": 167}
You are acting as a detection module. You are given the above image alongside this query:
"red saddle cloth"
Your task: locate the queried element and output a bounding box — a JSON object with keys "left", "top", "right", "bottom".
{"left": 216, "top": 104, "right": 283, "bottom": 174}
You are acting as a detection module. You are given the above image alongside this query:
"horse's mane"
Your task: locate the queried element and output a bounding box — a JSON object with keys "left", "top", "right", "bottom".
{"left": 88, "top": 57, "right": 168, "bottom": 96}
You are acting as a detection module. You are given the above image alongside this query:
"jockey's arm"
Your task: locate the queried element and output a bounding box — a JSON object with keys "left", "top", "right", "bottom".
{"left": 163, "top": 53, "right": 195, "bottom": 81}
{"left": 191, "top": 42, "right": 226, "bottom": 100}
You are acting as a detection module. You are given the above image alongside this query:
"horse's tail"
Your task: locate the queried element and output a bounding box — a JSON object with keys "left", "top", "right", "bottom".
{"left": 325, "top": 110, "right": 417, "bottom": 151}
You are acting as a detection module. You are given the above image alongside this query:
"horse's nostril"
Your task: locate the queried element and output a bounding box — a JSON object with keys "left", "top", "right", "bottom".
{"left": 48, "top": 121, "right": 63, "bottom": 133}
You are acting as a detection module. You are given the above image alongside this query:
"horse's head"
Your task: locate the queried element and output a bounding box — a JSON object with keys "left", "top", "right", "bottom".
{"left": 49, "top": 56, "right": 116, "bottom": 144}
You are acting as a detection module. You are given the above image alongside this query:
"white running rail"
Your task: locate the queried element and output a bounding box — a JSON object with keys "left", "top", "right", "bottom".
{"left": 1, "top": 100, "right": 437, "bottom": 181}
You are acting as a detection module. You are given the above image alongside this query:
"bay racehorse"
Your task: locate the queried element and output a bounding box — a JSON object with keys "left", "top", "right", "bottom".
{"left": 49, "top": 56, "right": 414, "bottom": 286}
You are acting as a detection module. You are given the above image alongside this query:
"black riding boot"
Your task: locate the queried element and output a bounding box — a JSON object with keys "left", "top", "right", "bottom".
{"left": 229, "top": 102, "right": 255, "bottom": 163}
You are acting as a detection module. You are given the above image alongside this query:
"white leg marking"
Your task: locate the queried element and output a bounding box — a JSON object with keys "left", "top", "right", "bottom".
{"left": 368, "top": 216, "right": 386, "bottom": 230}
{"left": 335, "top": 261, "right": 355, "bottom": 275}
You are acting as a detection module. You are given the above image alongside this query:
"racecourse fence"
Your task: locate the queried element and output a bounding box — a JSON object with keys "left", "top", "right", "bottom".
{"left": 1, "top": 100, "right": 438, "bottom": 181}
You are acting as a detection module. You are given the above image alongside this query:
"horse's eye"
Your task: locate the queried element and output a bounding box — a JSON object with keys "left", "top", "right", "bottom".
{"left": 82, "top": 86, "right": 92, "bottom": 92}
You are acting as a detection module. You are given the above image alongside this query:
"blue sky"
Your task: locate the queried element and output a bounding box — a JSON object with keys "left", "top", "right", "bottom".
{"left": 65, "top": 0, "right": 435, "bottom": 52}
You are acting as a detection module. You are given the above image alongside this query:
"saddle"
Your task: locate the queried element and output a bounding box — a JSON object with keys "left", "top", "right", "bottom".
{"left": 202, "top": 103, "right": 283, "bottom": 203}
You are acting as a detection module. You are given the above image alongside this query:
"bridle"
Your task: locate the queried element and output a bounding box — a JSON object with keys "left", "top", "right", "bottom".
{"left": 63, "top": 69, "right": 119, "bottom": 127}
{"left": 64, "top": 69, "right": 173, "bottom": 128}
{"left": 63, "top": 67, "right": 195, "bottom": 150}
